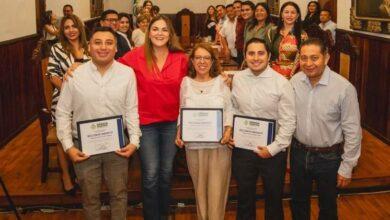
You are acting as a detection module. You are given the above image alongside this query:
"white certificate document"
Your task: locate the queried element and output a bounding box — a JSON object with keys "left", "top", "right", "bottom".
{"left": 77, "top": 116, "right": 125, "bottom": 156}
{"left": 180, "top": 108, "right": 223, "bottom": 143}
{"left": 233, "top": 115, "right": 276, "bottom": 151}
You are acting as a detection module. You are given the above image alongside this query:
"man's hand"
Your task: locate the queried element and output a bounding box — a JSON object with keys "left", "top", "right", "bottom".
{"left": 254, "top": 146, "right": 272, "bottom": 158}
{"left": 337, "top": 174, "right": 351, "bottom": 188}
{"left": 115, "top": 144, "right": 137, "bottom": 158}
{"left": 227, "top": 138, "right": 235, "bottom": 149}
{"left": 67, "top": 147, "right": 89, "bottom": 162}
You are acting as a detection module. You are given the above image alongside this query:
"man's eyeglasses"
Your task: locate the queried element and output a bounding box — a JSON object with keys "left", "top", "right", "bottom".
{"left": 104, "top": 18, "right": 118, "bottom": 23}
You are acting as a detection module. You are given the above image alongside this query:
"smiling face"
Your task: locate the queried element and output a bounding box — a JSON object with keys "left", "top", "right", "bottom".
{"left": 245, "top": 42, "right": 269, "bottom": 75}
{"left": 308, "top": 2, "right": 317, "bottom": 14}
{"left": 255, "top": 5, "right": 268, "bottom": 23}
{"left": 241, "top": 4, "right": 254, "bottom": 21}
{"left": 118, "top": 16, "right": 130, "bottom": 33}
{"left": 138, "top": 18, "right": 149, "bottom": 32}
{"left": 100, "top": 13, "right": 119, "bottom": 31}
{"left": 148, "top": 19, "right": 170, "bottom": 49}
{"left": 233, "top": 2, "right": 242, "bottom": 17}
{"left": 192, "top": 47, "right": 213, "bottom": 78}
{"left": 89, "top": 31, "right": 117, "bottom": 67}
{"left": 63, "top": 19, "right": 80, "bottom": 42}
{"left": 207, "top": 6, "right": 215, "bottom": 16}
{"left": 300, "top": 44, "right": 329, "bottom": 81}
{"left": 282, "top": 5, "right": 299, "bottom": 26}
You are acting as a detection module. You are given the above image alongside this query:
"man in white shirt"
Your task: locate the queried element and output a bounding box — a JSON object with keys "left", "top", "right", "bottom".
{"left": 319, "top": 9, "right": 337, "bottom": 43}
{"left": 290, "top": 38, "right": 361, "bottom": 220}
{"left": 220, "top": 4, "right": 238, "bottom": 61}
{"left": 56, "top": 27, "right": 141, "bottom": 220}
{"left": 230, "top": 38, "right": 296, "bottom": 220}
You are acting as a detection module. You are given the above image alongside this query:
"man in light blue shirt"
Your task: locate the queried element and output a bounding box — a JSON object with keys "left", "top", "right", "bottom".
{"left": 290, "top": 38, "right": 362, "bottom": 220}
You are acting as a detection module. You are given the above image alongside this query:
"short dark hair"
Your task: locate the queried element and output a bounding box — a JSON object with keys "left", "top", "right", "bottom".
{"left": 244, "top": 38, "right": 270, "bottom": 55}
{"left": 152, "top": 5, "right": 160, "bottom": 13}
{"left": 320, "top": 9, "right": 332, "bottom": 15}
{"left": 216, "top": 5, "right": 226, "bottom": 9}
{"left": 63, "top": 4, "right": 73, "bottom": 11}
{"left": 242, "top": 1, "right": 255, "bottom": 10}
{"left": 100, "top": 9, "right": 118, "bottom": 21}
{"left": 300, "top": 38, "right": 328, "bottom": 54}
{"left": 226, "top": 4, "right": 233, "bottom": 9}
{"left": 90, "top": 26, "right": 117, "bottom": 41}
{"left": 233, "top": 0, "right": 242, "bottom": 5}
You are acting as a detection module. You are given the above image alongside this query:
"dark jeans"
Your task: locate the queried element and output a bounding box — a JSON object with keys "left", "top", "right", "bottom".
{"left": 138, "top": 121, "right": 178, "bottom": 220}
{"left": 290, "top": 141, "right": 342, "bottom": 220}
{"left": 232, "top": 148, "right": 287, "bottom": 220}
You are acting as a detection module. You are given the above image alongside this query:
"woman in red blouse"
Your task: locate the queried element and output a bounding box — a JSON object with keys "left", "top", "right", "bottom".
{"left": 118, "top": 15, "right": 188, "bottom": 219}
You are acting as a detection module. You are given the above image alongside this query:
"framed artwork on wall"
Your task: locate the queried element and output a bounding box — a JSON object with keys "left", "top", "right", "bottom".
{"left": 351, "top": 0, "right": 390, "bottom": 34}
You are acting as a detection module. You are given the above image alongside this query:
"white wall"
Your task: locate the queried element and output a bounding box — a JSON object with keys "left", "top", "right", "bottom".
{"left": 104, "top": 0, "right": 131, "bottom": 14}
{"left": 279, "top": 0, "right": 312, "bottom": 18}
{"left": 46, "top": 0, "right": 91, "bottom": 20}
{"left": 0, "top": 0, "right": 36, "bottom": 42}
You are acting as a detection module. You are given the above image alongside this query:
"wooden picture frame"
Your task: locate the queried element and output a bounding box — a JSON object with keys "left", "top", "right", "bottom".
{"left": 351, "top": 0, "right": 390, "bottom": 34}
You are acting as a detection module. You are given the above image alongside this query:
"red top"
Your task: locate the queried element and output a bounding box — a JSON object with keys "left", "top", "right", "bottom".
{"left": 119, "top": 46, "right": 188, "bottom": 125}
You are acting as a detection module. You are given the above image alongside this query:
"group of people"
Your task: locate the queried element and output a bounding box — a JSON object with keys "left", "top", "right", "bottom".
{"left": 44, "top": 1, "right": 361, "bottom": 220}
{"left": 205, "top": 1, "right": 337, "bottom": 79}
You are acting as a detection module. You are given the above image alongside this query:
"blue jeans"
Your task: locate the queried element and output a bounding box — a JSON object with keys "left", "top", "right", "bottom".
{"left": 138, "top": 121, "right": 178, "bottom": 220}
{"left": 290, "top": 140, "right": 342, "bottom": 220}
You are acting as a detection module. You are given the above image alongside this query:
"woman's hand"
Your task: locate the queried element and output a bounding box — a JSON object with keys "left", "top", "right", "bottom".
{"left": 63, "top": 62, "right": 81, "bottom": 81}
{"left": 221, "top": 126, "right": 232, "bottom": 146}
{"left": 175, "top": 128, "right": 185, "bottom": 148}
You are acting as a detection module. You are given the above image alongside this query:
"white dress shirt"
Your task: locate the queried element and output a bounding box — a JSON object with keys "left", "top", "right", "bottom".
{"left": 56, "top": 60, "right": 141, "bottom": 152}
{"left": 290, "top": 66, "right": 362, "bottom": 178}
{"left": 220, "top": 17, "right": 237, "bottom": 58}
{"left": 232, "top": 67, "right": 296, "bottom": 156}
{"left": 319, "top": 20, "right": 337, "bottom": 42}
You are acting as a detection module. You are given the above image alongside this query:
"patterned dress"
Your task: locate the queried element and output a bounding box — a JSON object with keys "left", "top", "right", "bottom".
{"left": 47, "top": 43, "right": 89, "bottom": 123}
{"left": 270, "top": 33, "right": 299, "bottom": 78}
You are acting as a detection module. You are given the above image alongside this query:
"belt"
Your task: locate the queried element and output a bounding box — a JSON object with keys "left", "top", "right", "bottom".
{"left": 292, "top": 138, "right": 343, "bottom": 153}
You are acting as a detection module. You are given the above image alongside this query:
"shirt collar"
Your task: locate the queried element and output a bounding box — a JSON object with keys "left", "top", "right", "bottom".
{"left": 301, "top": 66, "right": 331, "bottom": 86}
{"left": 245, "top": 65, "right": 273, "bottom": 78}
{"left": 89, "top": 60, "right": 116, "bottom": 76}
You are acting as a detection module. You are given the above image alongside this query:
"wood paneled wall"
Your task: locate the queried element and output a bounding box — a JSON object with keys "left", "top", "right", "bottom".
{"left": 335, "top": 30, "right": 390, "bottom": 144}
{"left": 0, "top": 36, "right": 41, "bottom": 148}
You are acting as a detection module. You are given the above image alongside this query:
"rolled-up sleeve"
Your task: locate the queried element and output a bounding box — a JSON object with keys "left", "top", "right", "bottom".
{"left": 338, "top": 84, "right": 362, "bottom": 178}
{"left": 125, "top": 70, "right": 142, "bottom": 148}
{"left": 267, "top": 81, "right": 296, "bottom": 156}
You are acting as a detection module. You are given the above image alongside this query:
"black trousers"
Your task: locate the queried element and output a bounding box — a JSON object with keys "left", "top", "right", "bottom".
{"left": 232, "top": 148, "right": 287, "bottom": 220}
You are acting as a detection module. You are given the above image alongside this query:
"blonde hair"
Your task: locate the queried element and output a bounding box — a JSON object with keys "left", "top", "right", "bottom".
{"left": 144, "top": 15, "right": 184, "bottom": 72}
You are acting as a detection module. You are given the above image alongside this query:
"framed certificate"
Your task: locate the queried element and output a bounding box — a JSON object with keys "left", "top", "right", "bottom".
{"left": 77, "top": 115, "right": 125, "bottom": 156}
{"left": 180, "top": 108, "right": 223, "bottom": 143}
{"left": 233, "top": 115, "right": 276, "bottom": 150}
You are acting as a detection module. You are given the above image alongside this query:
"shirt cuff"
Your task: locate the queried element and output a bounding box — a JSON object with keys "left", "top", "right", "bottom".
{"left": 337, "top": 161, "right": 353, "bottom": 178}
{"left": 129, "top": 134, "right": 140, "bottom": 149}
{"left": 62, "top": 138, "right": 74, "bottom": 152}
{"left": 266, "top": 142, "right": 282, "bottom": 157}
